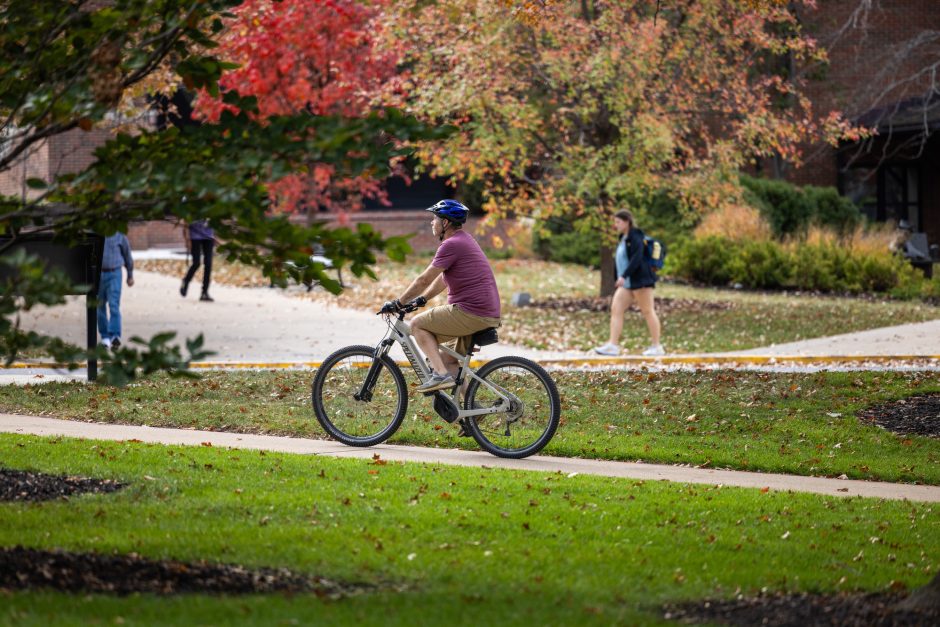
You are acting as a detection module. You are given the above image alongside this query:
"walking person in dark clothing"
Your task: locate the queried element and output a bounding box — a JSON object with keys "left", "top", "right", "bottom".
{"left": 98, "top": 232, "right": 135, "bottom": 350}
{"left": 180, "top": 220, "right": 215, "bottom": 302}
{"left": 593, "top": 209, "right": 663, "bottom": 356}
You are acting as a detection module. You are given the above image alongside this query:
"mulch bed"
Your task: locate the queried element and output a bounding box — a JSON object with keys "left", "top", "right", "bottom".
{"left": 0, "top": 468, "right": 125, "bottom": 502}
{"left": 0, "top": 470, "right": 376, "bottom": 597}
{"left": 857, "top": 394, "right": 940, "bottom": 438}
{"left": 0, "top": 546, "right": 366, "bottom": 597}
{"left": 664, "top": 591, "right": 940, "bottom": 626}
{"left": 528, "top": 296, "right": 736, "bottom": 314}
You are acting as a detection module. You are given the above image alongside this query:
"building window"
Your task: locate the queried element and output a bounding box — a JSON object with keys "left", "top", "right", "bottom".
{"left": 882, "top": 165, "right": 920, "bottom": 230}
{"left": 843, "top": 167, "right": 877, "bottom": 221}
{"left": 843, "top": 164, "right": 921, "bottom": 229}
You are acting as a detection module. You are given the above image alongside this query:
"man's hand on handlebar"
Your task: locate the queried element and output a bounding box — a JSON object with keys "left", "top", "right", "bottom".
{"left": 380, "top": 299, "right": 402, "bottom": 314}
{"left": 378, "top": 296, "right": 427, "bottom": 315}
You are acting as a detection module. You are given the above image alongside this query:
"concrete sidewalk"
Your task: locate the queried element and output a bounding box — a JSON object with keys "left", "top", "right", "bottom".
{"left": 15, "top": 268, "right": 591, "bottom": 364}
{"left": 2, "top": 414, "right": 938, "bottom": 503}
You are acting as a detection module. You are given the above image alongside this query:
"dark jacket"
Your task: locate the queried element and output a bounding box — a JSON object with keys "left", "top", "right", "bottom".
{"left": 620, "top": 227, "right": 656, "bottom": 289}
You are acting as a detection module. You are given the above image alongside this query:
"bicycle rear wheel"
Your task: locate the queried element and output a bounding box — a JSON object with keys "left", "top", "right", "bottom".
{"left": 463, "top": 356, "right": 560, "bottom": 459}
{"left": 311, "top": 345, "right": 408, "bottom": 446}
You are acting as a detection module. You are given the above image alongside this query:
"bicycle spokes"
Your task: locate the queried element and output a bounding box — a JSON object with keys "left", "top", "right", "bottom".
{"left": 464, "top": 357, "right": 560, "bottom": 458}
{"left": 312, "top": 345, "right": 408, "bottom": 446}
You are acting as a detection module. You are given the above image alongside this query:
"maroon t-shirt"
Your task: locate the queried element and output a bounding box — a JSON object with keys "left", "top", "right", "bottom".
{"left": 431, "top": 230, "right": 501, "bottom": 318}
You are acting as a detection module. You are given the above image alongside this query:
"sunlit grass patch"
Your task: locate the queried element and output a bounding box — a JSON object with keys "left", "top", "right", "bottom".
{"left": 0, "top": 434, "right": 937, "bottom": 625}
{"left": 2, "top": 369, "right": 938, "bottom": 484}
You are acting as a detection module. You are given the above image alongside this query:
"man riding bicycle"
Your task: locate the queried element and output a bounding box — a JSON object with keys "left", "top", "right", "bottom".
{"left": 384, "top": 199, "right": 501, "bottom": 393}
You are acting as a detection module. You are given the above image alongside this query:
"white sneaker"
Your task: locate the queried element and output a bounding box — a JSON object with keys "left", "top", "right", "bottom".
{"left": 100, "top": 337, "right": 111, "bottom": 349}
{"left": 593, "top": 342, "right": 621, "bottom": 356}
{"left": 642, "top": 345, "right": 665, "bottom": 356}
{"left": 416, "top": 372, "right": 455, "bottom": 393}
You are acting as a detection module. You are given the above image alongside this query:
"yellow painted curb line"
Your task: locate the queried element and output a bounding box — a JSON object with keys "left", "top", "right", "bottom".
{"left": 8, "top": 354, "right": 940, "bottom": 371}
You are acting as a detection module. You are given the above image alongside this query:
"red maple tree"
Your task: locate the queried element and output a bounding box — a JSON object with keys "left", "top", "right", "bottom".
{"left": 197, "top": 0, "right": 404, "bottom": 216}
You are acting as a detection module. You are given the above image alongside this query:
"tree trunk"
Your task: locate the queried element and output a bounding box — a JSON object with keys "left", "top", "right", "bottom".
{"left": 896, "top": 571, "right": 940, "bottom": 612}
{"left": 599, "top": 243, "right": 615, "bottom": 297}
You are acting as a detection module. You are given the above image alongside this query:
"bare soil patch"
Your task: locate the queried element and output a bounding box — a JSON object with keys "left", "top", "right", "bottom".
{"left": 0, "top": 468, "right": 124, "bottom": 502}
{"left": 664, "top": 591, "right": 940, "bottom": 626}
{"left": 858, "top": 394, "right": 940, "bottom": 438}
{"left": 528, "top": 296, "right": 736, "bottom": 314}
{"left": 0, "top": 546, "right": 367, "bottom": 597}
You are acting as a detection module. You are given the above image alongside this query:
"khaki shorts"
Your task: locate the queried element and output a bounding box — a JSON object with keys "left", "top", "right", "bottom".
{"left": 411, "top": 304, "right": 501, "bottom": 355}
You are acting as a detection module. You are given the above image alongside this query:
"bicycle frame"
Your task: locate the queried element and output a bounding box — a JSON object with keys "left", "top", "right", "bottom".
{"left": 367, "top": 315, "right": 518, "bottom": 421}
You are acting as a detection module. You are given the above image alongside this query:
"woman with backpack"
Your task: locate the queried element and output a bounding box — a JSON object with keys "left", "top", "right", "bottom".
{"left": 593, "top": 209, "right": 664, "bottom": 357}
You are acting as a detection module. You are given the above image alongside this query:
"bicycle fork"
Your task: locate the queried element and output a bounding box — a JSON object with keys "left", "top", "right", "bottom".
{"left": 354, "top": 339, "right": 395, "bottom": 402}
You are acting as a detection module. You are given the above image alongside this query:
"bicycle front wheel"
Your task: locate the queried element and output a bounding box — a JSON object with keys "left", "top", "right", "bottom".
{"left": 463, "top": 356, "right": 561, "bottom": 459}
{"left": 311, "top": 345, "right": 408, "bottom": 446}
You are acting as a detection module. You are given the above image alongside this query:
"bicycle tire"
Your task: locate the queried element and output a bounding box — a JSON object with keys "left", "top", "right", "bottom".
{"left": 463, "top": 356, "right": 560, "bottom": 459}
{"left": 312, "top": 344, "right": 408, "bottom": 446}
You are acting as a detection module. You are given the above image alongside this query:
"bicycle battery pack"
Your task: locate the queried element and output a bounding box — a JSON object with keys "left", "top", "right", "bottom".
{"left": 432, "top": 392, "right": 460, "bottom": 423}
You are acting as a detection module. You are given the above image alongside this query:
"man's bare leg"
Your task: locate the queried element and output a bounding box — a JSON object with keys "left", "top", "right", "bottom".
{"left": 413, "top": 326, "right": 447, "bottom": 375}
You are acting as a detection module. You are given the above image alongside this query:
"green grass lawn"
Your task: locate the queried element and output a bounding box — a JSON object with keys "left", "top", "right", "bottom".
{"left": 1, "top": 435, "right": 937, "bottom": 625}
{"left": 3, "top": 369, "right": 938, "bottom": 484}
{"left": 137, "top": 257, "right": 940, "bottom": 354}
{"left": 501, "top": 282, "right": 940, "bottom": 354}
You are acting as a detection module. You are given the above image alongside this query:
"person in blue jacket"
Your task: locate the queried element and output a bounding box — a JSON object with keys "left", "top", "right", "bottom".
{"left": 98, "top": 231, "right": 135, "bottom": 350}
{"left": 594, "top": 209, "right": 663, "bottom": 356}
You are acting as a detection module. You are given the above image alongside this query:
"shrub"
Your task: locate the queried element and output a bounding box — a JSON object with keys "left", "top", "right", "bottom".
{"left": 633, "top": 190, "right": 688, "bottom": 246}
{"left": 741, "top": 174, "right": 814, "bottom": 238}
{"left": 740, "top": 174, "right": 864, "bottom": 239}
{"left": 532, "top": 216, "right": 600, "bottom": 267}
{"left": 672, "top": 234, "right": 926, "bottom": 296}
{"left": 806, "top": 186, "right": 863, "bottom": 236}
{"left": 789, "top": 243, "right": 848, "bottom": 292}
{"left": 545, "top": 230, "right": 601, "bottom": 267}
{"left": 727, "top": 240, "right": 791, "bottom": 288}
{"left": 672, "top": 236, "right": 738, "bottom": 285}
{"left": 854, "top": 254, "right": 902, "bottom": 292}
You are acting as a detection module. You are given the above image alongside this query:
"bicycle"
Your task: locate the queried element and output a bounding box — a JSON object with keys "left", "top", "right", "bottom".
{"left": 311, "top": 297, "right": 561, "bottom": 459}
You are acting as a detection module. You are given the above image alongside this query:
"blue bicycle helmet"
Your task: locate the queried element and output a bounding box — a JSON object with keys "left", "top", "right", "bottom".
{"left": 425, "top": 199, "right": 469, "bottom": 224}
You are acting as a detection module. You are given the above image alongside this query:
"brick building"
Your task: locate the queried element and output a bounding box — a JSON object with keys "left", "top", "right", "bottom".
{"left": 793, "top": 0, "right": 940, "bottom": 249}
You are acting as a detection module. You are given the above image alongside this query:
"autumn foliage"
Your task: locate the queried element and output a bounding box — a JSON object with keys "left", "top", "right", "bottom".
{"left": 385, "top": 0, "right": 864, "bottom": 228}
{"left": 197, "top": 0, "right": 404, "bottom": 215}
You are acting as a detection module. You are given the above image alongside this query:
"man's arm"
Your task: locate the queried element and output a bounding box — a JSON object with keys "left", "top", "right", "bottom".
{"left": 423, "top": 274, "right": 447, "bottom": 300}
{"left": 121, "top": 235, "right": 135, "bottom": 286}
{"left": 398, "top": 263, "right": 444, "bottom": 303}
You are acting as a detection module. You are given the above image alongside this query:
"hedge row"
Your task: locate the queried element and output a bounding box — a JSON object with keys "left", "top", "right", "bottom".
{"left": 671, "top": 235, "right": 923, "bottom": 295}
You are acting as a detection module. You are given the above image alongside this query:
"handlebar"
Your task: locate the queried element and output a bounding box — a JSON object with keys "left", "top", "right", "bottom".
{"left": 377, "top": 296, "right": 427, "bottom": 316}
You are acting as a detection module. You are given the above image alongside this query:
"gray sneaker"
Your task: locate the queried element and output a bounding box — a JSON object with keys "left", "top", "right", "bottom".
{"left": 416, "top": 372, "right": 455, "bottom": 393}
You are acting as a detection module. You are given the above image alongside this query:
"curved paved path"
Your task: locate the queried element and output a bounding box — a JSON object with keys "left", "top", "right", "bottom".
{"left": 2, "top": 414, "right": 938, "bottom": 503}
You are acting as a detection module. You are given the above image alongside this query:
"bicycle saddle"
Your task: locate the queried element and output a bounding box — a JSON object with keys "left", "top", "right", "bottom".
{"left": 470, "top": 327, "right": 499, "bottom": 347}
